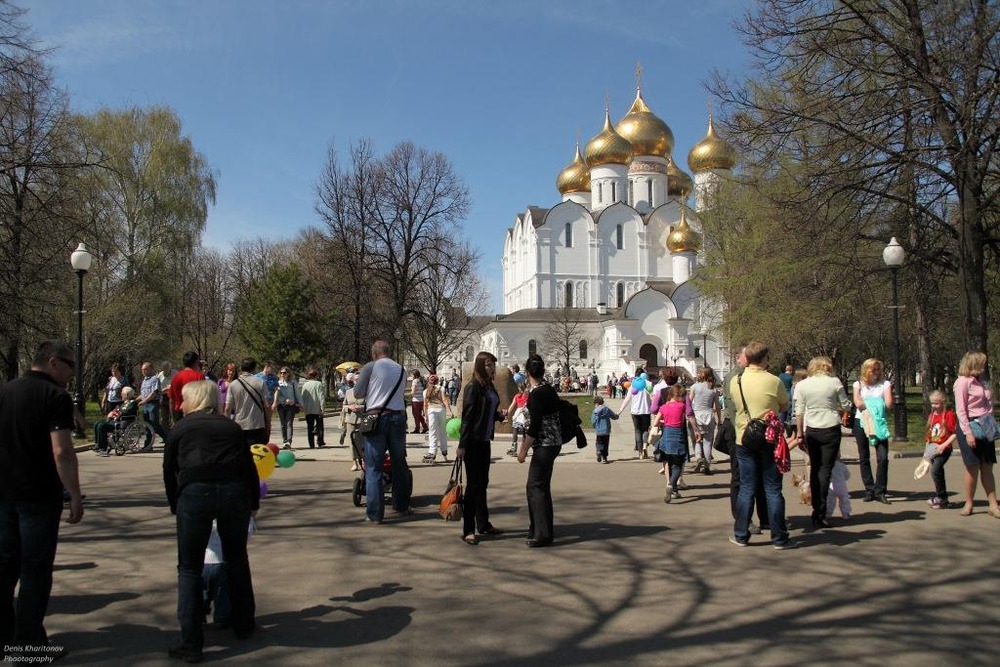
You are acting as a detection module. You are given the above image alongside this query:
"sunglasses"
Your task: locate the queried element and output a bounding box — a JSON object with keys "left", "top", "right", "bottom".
{"left": 56, "top": 356, "right": 76, "bottom": 370}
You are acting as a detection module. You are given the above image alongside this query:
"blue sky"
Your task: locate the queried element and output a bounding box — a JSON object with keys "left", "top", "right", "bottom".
{"left": 23, "top": 0, "right": 752, "bottom": 311}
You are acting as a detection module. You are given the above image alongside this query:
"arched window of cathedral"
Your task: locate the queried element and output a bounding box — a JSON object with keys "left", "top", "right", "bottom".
{"left": 528, "top": 339, "right": 537, "bottom": 357}
{"left": 465, "top": 346, "right": 474, "bottom": 362}
{"left": 565, "top": 222, "right": 572, "bottom": 248}
{"left": 647, "top": 180, "right": 653, "bottom": 206}
{"left": 565, "top": 282, "right": 574, "bottom": 308}
{"left": 616, "top": 224, "right": 623, "bottom": 250}
{"left": 616, "top": 282, "right": 624, "bottom": 308}
{"left": 628, "top": 180, "right": 634, "bottom": 205}
{"left": 597, "top": 182, "right": 603, "bottom": 203}
{"left": 611, "top": 181, "right": 617, "bottom": 203}
{"left": 579, "top": 340, "right": 588, "bottom": 359}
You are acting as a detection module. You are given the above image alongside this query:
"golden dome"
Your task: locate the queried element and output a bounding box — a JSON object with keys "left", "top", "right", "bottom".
{"left": 584, "top": 110, "right": 633, "bottom": 168}
{"left": 666, "top": 156, "right": 693, "bottom": 197}
{"left": 556, "top": 144, "right": 591, "bottom": 194}
{"left": 616, "top": 89, "right": 674, "bottom": 158}
{"left": 667, "top": 209, "right": 700, "bottom": 253}
{"left": 687, "top": 115, "right": 738, "bottom": 173}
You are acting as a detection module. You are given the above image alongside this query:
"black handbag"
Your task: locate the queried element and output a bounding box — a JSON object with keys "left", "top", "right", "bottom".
{"left": 358, "top": 367, "right": 405, "bottom": 435}
{"left": 737, "top": 375, "right": 770, "bottom": 454}
{"left": 653, "top": 447, "right": 666, "bottom": 463}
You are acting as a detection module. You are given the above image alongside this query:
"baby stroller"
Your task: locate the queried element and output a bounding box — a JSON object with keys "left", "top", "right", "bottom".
{"left": 352, "top": 451, "right": 413, "bottom": 507}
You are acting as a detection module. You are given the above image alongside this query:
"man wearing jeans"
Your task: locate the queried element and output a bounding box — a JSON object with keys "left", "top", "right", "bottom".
{"left": 352, "top": 340, "right": 411, "bottom": 523}
{"left": 728, "top": 341, "right": 794, "bottom": 549}
{"left": 0, "top": 340, "right": 85, "bottom": 659}
{"left": 138, "top": 361, "right": 169, "bottom": 447}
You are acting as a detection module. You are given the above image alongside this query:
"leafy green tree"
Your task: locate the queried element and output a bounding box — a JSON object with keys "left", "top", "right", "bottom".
{"left": 0, "top": 11, "right": 84, "bottom": 379}
{"left": 235, "top": 262, "right": 327, "bottom": 368}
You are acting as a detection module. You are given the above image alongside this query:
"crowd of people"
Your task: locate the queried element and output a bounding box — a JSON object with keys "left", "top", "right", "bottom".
{"left": 0, "top": 337, "right": 997, "bottom": 662}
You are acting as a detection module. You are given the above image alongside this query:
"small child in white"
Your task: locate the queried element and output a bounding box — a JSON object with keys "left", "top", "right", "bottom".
{"left": 203, "top": 517, "right": 256, "bottom": 628}
{"left": 826, "top": 458, "right": 851, "bottom": 519}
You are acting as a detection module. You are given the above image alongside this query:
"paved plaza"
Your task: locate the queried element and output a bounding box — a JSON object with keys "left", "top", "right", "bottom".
{"left": 43, "top": 420, "right": 1000, "bottom": 665}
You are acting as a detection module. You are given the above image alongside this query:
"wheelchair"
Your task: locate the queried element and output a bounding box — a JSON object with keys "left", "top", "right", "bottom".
{"left": 108, "top": 417, "right": 153, "bottom": 456}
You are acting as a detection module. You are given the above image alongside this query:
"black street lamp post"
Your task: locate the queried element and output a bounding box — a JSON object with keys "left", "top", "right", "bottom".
{"left": 70, "top": 243, "right": 93, "bottom": 434}
{"left": 883, "top": 237, "right": 907, "bottom": 441}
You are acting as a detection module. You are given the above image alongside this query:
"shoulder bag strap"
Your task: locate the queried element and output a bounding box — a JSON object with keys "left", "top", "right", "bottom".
{"left": 372, "top": 366, "right": 407, "bottom": 418}
{"left": 737, "top": 374, "right": 753, "bottom": 420}
{"left": 237, "top": 377, "right": 266, "bottom": 415}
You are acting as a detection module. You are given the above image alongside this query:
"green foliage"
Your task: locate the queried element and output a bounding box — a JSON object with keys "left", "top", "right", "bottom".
{"left": 235, "top": 262, "right": 327, "bottom": 367}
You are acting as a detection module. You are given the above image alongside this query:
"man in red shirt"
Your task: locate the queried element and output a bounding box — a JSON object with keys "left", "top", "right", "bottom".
{"left": 170, "top": 352, "right": 203, "bottom": 421}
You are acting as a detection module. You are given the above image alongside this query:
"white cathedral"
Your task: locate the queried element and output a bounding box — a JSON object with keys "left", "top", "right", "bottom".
{"left": 468, "top": 83, "right": 737, "bottom": 380}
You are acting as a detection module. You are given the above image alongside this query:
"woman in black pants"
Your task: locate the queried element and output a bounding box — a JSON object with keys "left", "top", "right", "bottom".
{"left": 457, "top": 352, "right": 505, "bottom": 545}
{"left": 517, "top": 354, "right": 562, "bottom": 548}
{"left": 792, "top": 356, "right": 851, "bottom": 528}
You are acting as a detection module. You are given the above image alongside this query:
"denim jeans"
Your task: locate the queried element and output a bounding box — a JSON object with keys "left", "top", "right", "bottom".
{"left": 144, "top": 402, "right": 169, "bottom": 441}
{"left": 363, "top": 412, "right": 411, "bottom": 521}
{"left": 734, "top": 444, "right": 788, "bottom": 544}
{"left": 852, "top": 422, "right": 889, "bottom": 495}
{"left": 175, "top": 482, "right": 255, "bottom": 652}
{"left": 0, "top": 498, "right": 63, "bottom": 646}
{"left": 277, "top": 405, "right": 296, "bottom": 444}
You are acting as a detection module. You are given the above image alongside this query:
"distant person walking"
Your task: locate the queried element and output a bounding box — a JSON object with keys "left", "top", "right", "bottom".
{"left": 225, "top": 358, "right": 271, "bottom": 447}
{"left": 300, "top": 368, "right": 326, "bottom": 449}
{"left": 170, "top": 352, "right": 204, "bottom": 423}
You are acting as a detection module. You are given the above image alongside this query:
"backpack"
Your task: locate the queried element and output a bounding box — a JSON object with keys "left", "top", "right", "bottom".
{"left": 558, "top": 399, "right": 588, "bottom": 449}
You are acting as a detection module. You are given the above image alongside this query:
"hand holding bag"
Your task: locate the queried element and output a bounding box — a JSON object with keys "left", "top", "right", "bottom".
{"left": 439, "top": 458, "right": 464, "bottom": 521}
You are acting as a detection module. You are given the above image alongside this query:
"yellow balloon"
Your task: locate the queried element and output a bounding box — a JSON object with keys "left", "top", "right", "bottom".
{"left": 250, "top": 444, "right": 276, "bottom": 480}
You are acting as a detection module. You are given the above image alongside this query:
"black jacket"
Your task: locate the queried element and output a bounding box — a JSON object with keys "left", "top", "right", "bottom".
{"left": 459, "top": 380, "right": 503, "bottom": 446}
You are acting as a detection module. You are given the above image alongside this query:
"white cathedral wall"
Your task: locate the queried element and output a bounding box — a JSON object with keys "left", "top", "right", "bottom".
{"left": 596, "top": 204, "right": 644, "bottom": 305}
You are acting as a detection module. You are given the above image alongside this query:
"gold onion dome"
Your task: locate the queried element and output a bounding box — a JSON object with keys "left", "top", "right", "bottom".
{"left": 584, "top": 110, "right": 633, "bottom": 167}
{"left": 556, "top": 144, "right": 591, "bottom": 194}
{"left": 616, "top": 89, "right": 674, "bottom": 158}
{"left": 667, "top": 210, "right": 700, "bottom": 253}
{"left": 666, "top": 156, "right": 693, "bottom": 197}
{"left": 687, "top": 115, "right": 738, "bottom": 173}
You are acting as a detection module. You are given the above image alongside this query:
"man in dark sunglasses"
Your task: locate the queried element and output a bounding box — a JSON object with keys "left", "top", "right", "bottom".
{"left": 0, "top": 340, "right": 84, "bottom": 660}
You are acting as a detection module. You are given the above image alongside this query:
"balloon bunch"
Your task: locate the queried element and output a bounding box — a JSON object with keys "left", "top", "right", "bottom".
{"left": 630, "top": 372, "right": 652, "bottom": 395}
{"left": 250, "top": 443, "right": 297, "bottom": 498}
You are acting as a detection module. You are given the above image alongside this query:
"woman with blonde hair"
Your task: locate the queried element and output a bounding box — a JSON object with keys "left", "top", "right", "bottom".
{"left": 794, "top": 356, "right": 851, "bottom": 528}
{"left": 953, "top": 351, "right": 1000, "bottom": 517}
{"left": 851, "top": 358, "right": 893, "bottom": 504}
{"left": 163, "top": 380, "right": 259, "bottom": 661}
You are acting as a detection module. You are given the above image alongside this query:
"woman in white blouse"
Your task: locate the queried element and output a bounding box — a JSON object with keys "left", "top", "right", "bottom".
{"left": 794, "top": 356, "right": 851, "bottom": 528}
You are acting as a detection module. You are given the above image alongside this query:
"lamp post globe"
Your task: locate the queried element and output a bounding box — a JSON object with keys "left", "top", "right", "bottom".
{"left": 70, "top": 243, "right": 93, "bottom": 433}
{"left": 883, "top": 237, "right": 906, "bottom": 441}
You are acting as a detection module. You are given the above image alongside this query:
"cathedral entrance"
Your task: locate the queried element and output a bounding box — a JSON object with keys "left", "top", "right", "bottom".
{"left": 639, "top": 344, "right": 658, "bottom": 368}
